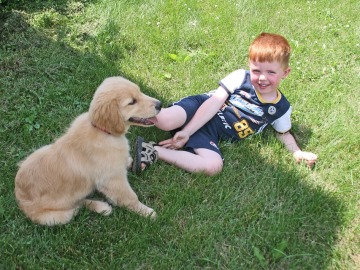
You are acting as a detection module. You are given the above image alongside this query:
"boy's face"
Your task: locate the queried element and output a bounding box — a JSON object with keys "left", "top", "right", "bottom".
{"left": 249, "top": 60, "right": 290, "bottom": 97}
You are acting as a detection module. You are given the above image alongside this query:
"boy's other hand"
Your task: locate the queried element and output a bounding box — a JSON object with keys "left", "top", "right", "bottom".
{"left": 293, "top": 150, "right": 318, "bottom": 168}
{"left": 159, "top": 131, "right": 190, "bottom": 149}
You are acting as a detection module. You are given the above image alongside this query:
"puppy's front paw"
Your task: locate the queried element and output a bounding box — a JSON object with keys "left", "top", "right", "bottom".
{"left": 148, "top": 210, "right": 157, "bottom": 219}
{"left": 141, "top": 206, "right": 157, "bottom": 219}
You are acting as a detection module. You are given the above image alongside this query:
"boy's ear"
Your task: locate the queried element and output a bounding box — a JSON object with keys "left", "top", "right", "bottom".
{"left": 283, "top": 67, "right": 291, "bottom": 78}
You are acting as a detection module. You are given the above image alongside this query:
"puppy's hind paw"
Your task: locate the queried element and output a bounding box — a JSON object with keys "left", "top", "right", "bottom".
{"left": 100, "top": 204, "right": 113, "bottom": 216}
{"left": 84, "top": 199, "right": 113, "bottom": 216}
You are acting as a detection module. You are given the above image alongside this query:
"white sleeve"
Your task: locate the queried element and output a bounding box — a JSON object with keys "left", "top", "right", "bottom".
{"left": 271, "top": 106, "right": 292, "bottom": 133}
{"left": 219, "top": 69, "right": 246, "bottom": 94}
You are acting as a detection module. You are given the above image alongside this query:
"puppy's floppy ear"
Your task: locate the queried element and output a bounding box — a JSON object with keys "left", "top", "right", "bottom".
{"left": 90, "top": 97, "right": 125, "bottom": 135}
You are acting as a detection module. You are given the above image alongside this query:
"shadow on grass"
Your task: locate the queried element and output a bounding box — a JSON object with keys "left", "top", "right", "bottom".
{"left": 215, "top": 140, "right": 344, "bottom": 269}
{"left": 0, "top": 8, "right": 344, "bottom": 270}
{"left": 0, "top": 0, "right": 99, "bottom": 14}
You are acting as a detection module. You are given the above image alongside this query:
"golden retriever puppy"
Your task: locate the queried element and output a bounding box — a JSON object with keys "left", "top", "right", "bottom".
{"left": 15, "top": 76, "right": 162, "bottom": 226}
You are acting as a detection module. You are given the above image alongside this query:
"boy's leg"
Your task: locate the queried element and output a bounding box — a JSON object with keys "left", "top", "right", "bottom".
{"left": 153, "top": 94, "right": 210, "bottom": 131}
{"left": 153, "top": 105, "right": 187, "bottom": 131}
{"left": 155, "top": 146, "right": 223, "bottom": 176}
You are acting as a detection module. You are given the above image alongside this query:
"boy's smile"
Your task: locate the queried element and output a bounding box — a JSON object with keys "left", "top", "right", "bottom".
{"left": 249, "top": 61, "right": 290, "bottom": 101}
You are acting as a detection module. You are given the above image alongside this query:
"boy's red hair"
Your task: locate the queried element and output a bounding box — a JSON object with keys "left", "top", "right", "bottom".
{"left": 249, "top": 33, "right": 291, "bottom": 69}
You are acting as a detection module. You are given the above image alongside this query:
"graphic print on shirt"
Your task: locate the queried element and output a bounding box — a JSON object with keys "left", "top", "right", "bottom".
{"left": 229, "top": 95, "right": 264, "bottom": 117}
{"left": 217, "top": 110, "right": 232, "bottom": 129}
{"left": 234, "top": 118, "right": 254, "bottom": 139}
{"left": 228, "top": 88, "right": 270, "bottom": 136}
{"left": 217, "top": 70, "right": 291, "bottom": 140}
{"left": 217, "top": 103, "right": 232, "bottom": 130}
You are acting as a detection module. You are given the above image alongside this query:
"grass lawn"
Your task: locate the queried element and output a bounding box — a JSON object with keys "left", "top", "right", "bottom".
{"left": 1, "top": 0, "right": 359, "bottom": 269}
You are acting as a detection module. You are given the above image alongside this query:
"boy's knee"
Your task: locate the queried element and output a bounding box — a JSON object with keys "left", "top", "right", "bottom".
{"left": 155, "top": 122, "right": 173, "bottom": 131}
{"left": 154, "top": 114, "right": 175, "bottom": 131}
{"left": 203, "top": 160, "right": 223, "bottom": 176}
{"left": 154, "top": 106, "right": 186, "bottom": 131}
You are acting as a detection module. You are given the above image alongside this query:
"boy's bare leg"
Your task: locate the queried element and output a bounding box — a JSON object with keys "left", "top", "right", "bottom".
{"left": 153, "top": 105, "right": 187, "bottom": 131}
{"left": 155, "top": 146, "right": 223, "bottom": 176}
{"left": 147, "top": 105, "right": 224, "bottom": 175}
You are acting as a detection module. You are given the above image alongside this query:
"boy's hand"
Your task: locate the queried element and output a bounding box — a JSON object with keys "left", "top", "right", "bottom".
{"left": 293, "top": 150, "right": 318, "bottom": 168}
{"left": 159, "top": 131, "right": 190, "bottom": 149}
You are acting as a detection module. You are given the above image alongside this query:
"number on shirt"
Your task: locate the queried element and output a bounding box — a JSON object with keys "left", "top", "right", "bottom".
{"left": 234, "top": 119, "right": 254, "bottom": 138}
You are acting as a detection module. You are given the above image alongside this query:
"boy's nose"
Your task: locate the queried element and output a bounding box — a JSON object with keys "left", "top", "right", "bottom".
{"left": 259, "top": 74, "right": 266, "bottom": 81}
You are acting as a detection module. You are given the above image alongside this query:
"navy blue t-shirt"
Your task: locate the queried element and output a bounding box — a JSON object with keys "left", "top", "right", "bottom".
{"left": 218, "top": 69, "right": 292, "bottom": 140}
{"left": 173, "top": 69, "right": 292, "bottom": 156}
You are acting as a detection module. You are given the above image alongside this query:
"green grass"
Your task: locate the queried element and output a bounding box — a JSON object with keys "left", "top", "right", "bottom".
{"left": 1, "top": 0, "right": 359, "bottom": 269}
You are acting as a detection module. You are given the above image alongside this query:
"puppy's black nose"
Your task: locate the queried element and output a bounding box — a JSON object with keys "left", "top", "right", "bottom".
{"left": 155, "top": 101, "right": 162, "bottom": 111}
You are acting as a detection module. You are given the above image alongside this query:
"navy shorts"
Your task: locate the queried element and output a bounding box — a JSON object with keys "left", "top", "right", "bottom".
{"left": 172, "top": 94, "right": 225, "bottom": 158}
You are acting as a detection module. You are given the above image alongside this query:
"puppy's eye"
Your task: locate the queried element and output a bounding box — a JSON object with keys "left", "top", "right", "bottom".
{"left": 128, "top": 99, "right": 137, "bottom": 105}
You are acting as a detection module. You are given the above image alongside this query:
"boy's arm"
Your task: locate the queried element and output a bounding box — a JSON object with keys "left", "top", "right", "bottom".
{"left": 276, "top": 131, "right": 317, "bottom": 168}
{"left": 159, "top": 86, "right": 229, "bottom": 149}
{"left": 160, "top": 69, "right": 245, "bottom": 149}
{"left": 182, "top": 86, "right": 229, "bottom": 136}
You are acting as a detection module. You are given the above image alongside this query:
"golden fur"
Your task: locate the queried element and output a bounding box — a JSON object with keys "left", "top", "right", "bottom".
{"left": 15, "top": 76, "right": 161, "bottom": 225}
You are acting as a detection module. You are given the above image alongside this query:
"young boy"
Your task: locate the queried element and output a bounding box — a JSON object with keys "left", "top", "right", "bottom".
{"left": 132, "top": 32, "right": 317, "bottom": 176}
